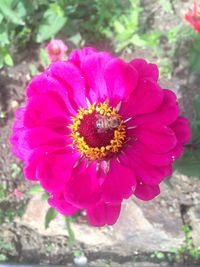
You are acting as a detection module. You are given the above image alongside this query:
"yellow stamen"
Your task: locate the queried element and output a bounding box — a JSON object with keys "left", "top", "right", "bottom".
{"left": 69, "top": 102, "right": 126, "bottom": 160}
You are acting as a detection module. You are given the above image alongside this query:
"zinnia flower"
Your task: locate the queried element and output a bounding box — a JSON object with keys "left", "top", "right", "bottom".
{"left": 10, "top": 47, "right": 191, "bottom": 226}
{"left": 45, "top": 39, "right": 68, "bottom": 62}
{"left": 185, "top": 2, "right": 200, "bottom": 33}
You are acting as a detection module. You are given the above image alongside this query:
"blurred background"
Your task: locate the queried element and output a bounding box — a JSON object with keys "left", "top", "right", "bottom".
{"left": 0, "top": 0, "right": 200, "bottom": 266}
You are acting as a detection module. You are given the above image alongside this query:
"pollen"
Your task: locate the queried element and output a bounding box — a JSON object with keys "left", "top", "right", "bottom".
{"left": 69, "top": 102, "right": 126, "bottom": 160}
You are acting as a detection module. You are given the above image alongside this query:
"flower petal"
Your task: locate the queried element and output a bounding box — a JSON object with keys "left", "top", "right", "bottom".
{"left": 132, "top": 123, "right": 177, "bottom": 153}
{"left": 170, "top": 117, "right": 191, "bottom": 145}
{"left": 133, "top": 89, "right": 180, "bottom": 126}
{"left": 26, "top": 74, "right": 76, "bottom": 116}
{"left": 101, "top": 160, "right": 136, "bottom": 203}
{"left": 81, "top": 51, "right": 113, "bottom": 103}
{"left": 24, "top": 93, "right": 70, "bottom": 134}
{"left": 64, "top": 160, "right": 101, "bottom": 208}
{"left": 134, "top": 183, "right": 160, "bottom": 201}
{"left": 19, "top": 127, "right": 68, "bottom": 150}
{"left": 120, "top": 79, "right": 163, "bottom": 117}
{"left": 48, "top": 193, "right": 78, "bottom": 216}
{"left": 68, "top": 47, "right": 97, "bottom": 67}
{"left": 104, "top": 59, "right": 138, "bottom": 106}
{"left": 130, "top": 58, "right": 159, "bottom": 81}
{"left": 87, "top": 201, "right": 121, "bottom": 227}
{"left": 37, "top": 151, "right": 79, "bottom": 193}
{"left": 121, "top": 147, "right": 172, "bottom": 185}
{"left": 47, "top": 61, "right": 87, "bottom": 109}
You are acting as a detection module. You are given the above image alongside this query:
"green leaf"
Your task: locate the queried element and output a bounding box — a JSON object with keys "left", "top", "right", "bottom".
{"left": 173, "top": 149, "right": 200, "bottom": 177}
{"left": 45, "top": 207, "right": 57, "bottom": 229}
{"left": 167, "top": 25, "right": 181, "bottom": 44}
{"left": 164, "top": 176, "right": 173, "bottom": 188}
{"left": 11, "top": 163, "right": 21, "bottom": 179}
{"left": 29, "top": 185, "right": 44, "bottom": 195}
{"left": 39, "top": 48, "right": 50, "bottom": 68}
{"left": 0, "top": 0, "right": 24, "bottom": 25}
{"left": 0, "top": 25, "right": 9, "bottom": 46}
{"left": 160, "top": 0, "right": 172, "bottom": 13}
{"left": 36, "top": 4, "right": 67, "bottom": 42}
{"left": 188, "top": 48, "right": 200, "bottom": 74}
{"left": 131, "top": 34, "right": 147, "bottom": 47}
{"left": 0, "top": 13, "right": 3, "bottom": 23}
{"left": 141, "top": 32, "right": 161, "bottom": 47}
{"left": 41, "top": 192, "right": 50, "bottom": 201}
{"left": 29, "top": 64, "right": 39, "bottom": 76}
{"left": 4, "top": 52, "right": 13, "bottom": 66}
{"left": 0, "top": 254, "right": 7, "bottom": 261}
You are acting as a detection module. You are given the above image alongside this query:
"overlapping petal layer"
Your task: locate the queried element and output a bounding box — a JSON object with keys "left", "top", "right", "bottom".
{"left": 11, "top": 48, "right": 191, "bottom": 226}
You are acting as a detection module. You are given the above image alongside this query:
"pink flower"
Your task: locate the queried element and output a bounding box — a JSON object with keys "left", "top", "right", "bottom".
{"left": 185, "top": 2, "right": 200, "bottom": 33}
{"left": 45, "top": 39, "right": 68, "bottom": 62}
{"left": 14, "top": 188, "right": 23, "bottom": 198}
{"left": 10, "top": 48, "right": 191, "bottom": 227}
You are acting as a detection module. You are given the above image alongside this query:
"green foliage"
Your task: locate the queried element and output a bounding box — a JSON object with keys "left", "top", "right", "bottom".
{"left": 65, "top": 216, "right": 75, "bottom": 248}
{"left": 151, "top": 225, "right": 200, "bottom": 264}
{"left": 36, "top": 3, "right": 67, "bottom": 42}
{"left": 112, "top": 0, "right": 160, "bottom": 52}
{"left": 0, "top": 0, "right": 132, "bottom": 69}
{"left": 170, "top": 225, "right": 200, "bottom": 262}
{"left": 159, "top": 0, "right": 173, "bottom": 13}
{"left": 0, "top": 236, "right": 14, "bottom": 262}
{"left": 11, "top": 163, "right": 21, "bottom": 179}
{"left": 39, "top": 48, "right": 50, "bottom": 68}
{"left": 0, "top": 254, "right": 7, "bottom": 261}
{"left": 174, "top": 96, "right": 200, "bottom": 177}
{"left": 45, "top": 207, "right": 57, "bottom": 229}
{"left": 29, "top": 184, "right": 44, "bottom": 195}
{"left": 189, "top": 36, "right": 200, "bottom": 74}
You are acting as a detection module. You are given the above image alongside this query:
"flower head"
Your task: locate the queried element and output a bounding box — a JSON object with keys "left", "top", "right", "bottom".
{"left": 10, "top": 47, "right": 191, "bottom": 226}
{"left": 185, "top": 2, "right": 200, "bottom": 32}
{"left": 45, "top": 39, "right": 68, "bottom": 62}
{"left": 14, "top": 188, "right": 23, "bottom": 198}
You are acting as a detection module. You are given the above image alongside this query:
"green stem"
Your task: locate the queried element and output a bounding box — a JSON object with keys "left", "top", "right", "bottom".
{"left": 65, "top": 217, "right": 75, "bottom": 249}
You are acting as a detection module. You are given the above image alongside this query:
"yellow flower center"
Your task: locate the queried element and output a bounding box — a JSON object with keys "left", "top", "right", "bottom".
{"left": 69, "top": 101, "right": 126, "bottom": 161}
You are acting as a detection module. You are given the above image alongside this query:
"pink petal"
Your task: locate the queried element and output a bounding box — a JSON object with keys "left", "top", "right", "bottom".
{"left": 120, "top": 79, "right": 163, "bottom": 117}
{"left": 10, "top": 108, "right": 27, "bottom": 160}
{"left": 134, "top": 142, "right": 175, "bottom": 167}
{"left": 48, "top": 193, "right": 78, "bottom": 216}
{"left": 104, "top": 59, "right": 138, "bottom": 106}
{"left": 24, "top": 146, "right": 75, "bottom": 183}
{"left": 26, "top": 74, "right": 76, "bottom": 116}
{"left": 170, "top": 117, "right": 191, "bottom": 145}
{"left": 68, "top": 47, "right": 97, "bottom": 67}
{"left": 132, "top": 123, "right": 177, "bottom": 153}
{"left": 134, "top": 183, "right": 160, "bottom": 201}
{"left": 133, "top": 89, "right": 180, "bottom": 126}
{"left": 19, "top": 127, "right": 68, "bottom": 150}
{"left": 101, "top": 160, "right": 136, "bottom": 203}
{"left": 121, "top": 147, "right": 172, "bottom": 185}
{"left": 37, "top": 151, "right": 79, "bottom": 193}
{"left": 24, "top": 93, "right": 70, "bottom": 134}
{"left": 130, "top": 58, "right": 159, "bottom": 81}
{"left": 47, "top": 61, "right": 87, "bottom": 109}
{"left": 87, "top": 201, "right": 121, "bottom": 227}
{"left": 81, "top": 51, "right": 113, "bottom": 103}
{"left": 64, "top": 160, "right": 101, "bottom": 208}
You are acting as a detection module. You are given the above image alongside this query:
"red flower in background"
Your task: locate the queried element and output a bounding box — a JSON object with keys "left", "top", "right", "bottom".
{"left": 46, "top": 39, "right": 68, "bottom": 62}
{"left": 185, "top": 2, "right": 200, "bottom": 32}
